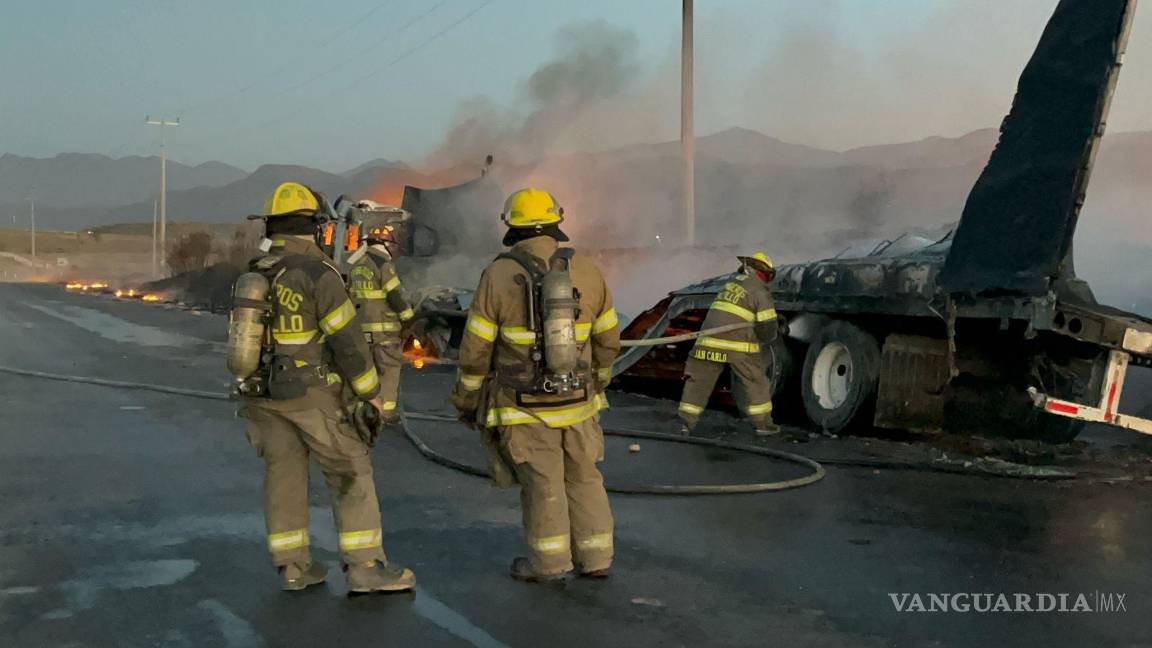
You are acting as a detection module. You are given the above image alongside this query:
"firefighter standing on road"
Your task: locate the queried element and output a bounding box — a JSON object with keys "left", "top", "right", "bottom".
{"left": 678, "top": 252, "right": 781, "bottom": 436}
{"left": 235, "top": 182, "right": 414, "bottom": 594}
{"left": 346, "top": 212, "right": 414, "bottom": 422}
{"left": 450, "top": 188, "right": 621, "bottom": 583}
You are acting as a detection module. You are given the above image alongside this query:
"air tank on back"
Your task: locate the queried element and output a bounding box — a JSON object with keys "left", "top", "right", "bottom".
{"left": 540, "top": 259, "right": 579, "bottom": 380}
{"left": 226, "top": 272, "right": 271, "bottom": 380}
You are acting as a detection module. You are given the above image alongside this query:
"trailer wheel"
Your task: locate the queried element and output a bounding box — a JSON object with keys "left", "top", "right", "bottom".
{"left": 801, "top": 320, "right": 880, "bottom": 432}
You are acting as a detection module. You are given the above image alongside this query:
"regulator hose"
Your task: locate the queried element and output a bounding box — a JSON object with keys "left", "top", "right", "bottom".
{"left": 0, "top": 365, "right": 825, "bottom": 495}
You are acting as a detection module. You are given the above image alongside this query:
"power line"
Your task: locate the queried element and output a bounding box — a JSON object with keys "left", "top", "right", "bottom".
{"left": 261, "top": 0, "right": 450, "bottom": 105}
{"left": 320, "top": 0, "right": 399, "bottom": 44}
{"left": 337, "top": 0, "right": 492, "bottom": 93}
{"left": 181, "top": 0, "right": 493, "bottom": 156}
{"left": 180, "top": 0, "right": 401, "bottom": 117}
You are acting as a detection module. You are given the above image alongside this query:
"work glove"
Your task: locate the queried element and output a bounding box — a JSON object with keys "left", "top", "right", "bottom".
{"left": 352, "top": 400, "right": 386, "bottom": 447}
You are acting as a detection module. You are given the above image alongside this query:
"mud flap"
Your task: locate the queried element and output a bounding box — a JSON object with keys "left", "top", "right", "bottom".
{"left": 874, "top": 335, "right": 950, "bottom": 433}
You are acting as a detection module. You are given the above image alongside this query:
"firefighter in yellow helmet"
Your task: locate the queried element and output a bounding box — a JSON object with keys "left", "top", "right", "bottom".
{"left": 345, "top": 207, "right": 414, "bottom": 423}
{"left": 678, "top": 252, "right": 781, "bottom": 436}
{"left": 450, "top": 188, "right": 621, "bottom": 582}
{"left": 234, "top": 182, "right": 414, "bottom": 593}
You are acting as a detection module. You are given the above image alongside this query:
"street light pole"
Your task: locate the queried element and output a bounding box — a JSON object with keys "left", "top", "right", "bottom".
{"left": 681, "top": 0, "right": 695, "bottom": 247}
{"left": 145, "top": 116, "right": 179, "bottom": 274}
{"left": 152, "top": 199, "right": 158, "bottom": 278}
{"left": 29, "top": 198, "right": 35, "bottom": 258}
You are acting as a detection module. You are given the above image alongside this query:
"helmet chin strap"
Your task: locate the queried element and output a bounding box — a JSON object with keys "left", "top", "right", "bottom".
{"left": 346, "top": 245, "right": 369, "bottom": 265}
{"left": 369, "top": 242, "right": 394, "bottom": 260}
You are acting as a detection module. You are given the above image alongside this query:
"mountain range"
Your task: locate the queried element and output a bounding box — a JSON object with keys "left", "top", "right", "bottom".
{"left": 1, "top": 127, "right": 1148, "bottom": 255}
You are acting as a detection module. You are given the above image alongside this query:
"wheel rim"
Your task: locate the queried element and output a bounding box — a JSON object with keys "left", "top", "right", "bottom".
{"left": 811, "top": 342, "right": 853, "bottom": 410}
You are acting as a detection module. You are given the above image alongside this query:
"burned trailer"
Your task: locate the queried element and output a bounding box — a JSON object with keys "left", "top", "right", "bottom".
{"left": 618, "top": 0, "right": 1152, "bottom": 442}
{"left": 398, "top": 175, "right": 505, "bottom": 258}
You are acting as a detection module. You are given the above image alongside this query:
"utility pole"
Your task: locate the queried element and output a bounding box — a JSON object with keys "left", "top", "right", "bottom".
{"left": 681, "top": 0, "right": 695, "bottom": 247}
{"left": 152, "top": 199, "right": 158, "bottom": 278}
{"left": 145, "top": 116, "right": 179, "bottom": 274}
{"left": 29, "top": 198, "right": 36, "bottom": 258}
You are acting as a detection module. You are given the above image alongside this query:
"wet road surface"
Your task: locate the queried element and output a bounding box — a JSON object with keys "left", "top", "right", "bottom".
{"left": 1, "top": 283, "right": 1150, "bottom": 647}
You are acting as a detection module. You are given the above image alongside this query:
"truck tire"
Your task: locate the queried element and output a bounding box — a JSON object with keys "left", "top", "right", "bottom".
{"left": 801, "top": 320, "right": 880, "bottom": 433}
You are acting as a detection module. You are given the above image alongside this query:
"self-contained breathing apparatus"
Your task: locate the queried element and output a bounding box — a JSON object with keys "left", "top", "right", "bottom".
{"left": 498, "top": 247, "right": 589, "bottom": 406}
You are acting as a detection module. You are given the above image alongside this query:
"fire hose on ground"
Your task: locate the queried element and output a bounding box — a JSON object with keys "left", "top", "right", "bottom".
{"left": 0, "top": 356, "right": 825, "bottom": 494}
{"left": 0, "top": 350, "right": 1077, "bottom": 486}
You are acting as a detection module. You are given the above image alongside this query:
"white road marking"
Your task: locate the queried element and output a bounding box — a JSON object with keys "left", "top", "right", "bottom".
{"left": 61, "top": 559, "right": 199, "bottom": 610}
{"left": 413, "top": 591, "right": 511, "bottom": 648}
{"left": 24, "top": 302, "right": 205, "bottom": 348}
{"left": 0, "top": 585, "right": 40, "bottom": 595}
{"left": 197, "top": 599, "right": 265, "bottom": 648}
{"left": 306, "top": 508, "right": 507, "bottom": 648}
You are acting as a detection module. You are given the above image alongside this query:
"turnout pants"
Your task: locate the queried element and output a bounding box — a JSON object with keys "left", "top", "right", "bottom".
{"left": 678, "top": 352, "right": 774, "bottom": 431}
{"left": 242, "top": 405, "right": 387, "bottom": 567}
{"left": 371, "top": 340, "right": 404, "bottom": 416}
{"left": 499, "top": 418, "right": 614, "bottom": 575}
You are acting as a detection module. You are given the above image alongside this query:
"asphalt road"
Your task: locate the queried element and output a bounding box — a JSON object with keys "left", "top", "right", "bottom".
{"left": 1, "top": 283, "right": 1150, "bottom": 647}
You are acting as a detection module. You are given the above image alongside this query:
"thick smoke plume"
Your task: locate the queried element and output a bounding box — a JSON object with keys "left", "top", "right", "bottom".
{"left": 412, "top": 8, "right": 1152, "bottom": 317}
{"left": 427, "top": 20, "right": 666, "bottom": 170}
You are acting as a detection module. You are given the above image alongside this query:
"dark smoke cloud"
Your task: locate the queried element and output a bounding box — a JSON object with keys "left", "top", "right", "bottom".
{"left": 427, "top": 20, "right": 667, "bottom": 169}
{"left": 414, "top": 8, "right": 1152, "bottom": 316}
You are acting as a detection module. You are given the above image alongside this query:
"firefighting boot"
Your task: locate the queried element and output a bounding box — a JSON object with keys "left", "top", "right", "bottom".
{"left": 754, "top": 415, "right": 781, "bottom": 436}
{"left": 510, "top": 557, "right": 569, "bottom": 583}
{"left": 279, "top": 561, "right": 328, "bottom": 592}
{"left": 578, "top": 565, "right": 610, "bottom": 579}
{"left": 345, "top": 560, "right": 416, "bottom": 594}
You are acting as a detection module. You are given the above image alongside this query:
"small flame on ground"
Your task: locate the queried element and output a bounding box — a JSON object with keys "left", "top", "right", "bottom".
{"left": 411, "top": 339, "right": 426, "bottom": 369}
{"left": 141, "top": 294, "right": 161, "bottom": 302}
{"left": 115, "top": 290, "right": 123, "bottom": 297}
{"left": 404, "top": 336, "right": 436, "bottom": 369}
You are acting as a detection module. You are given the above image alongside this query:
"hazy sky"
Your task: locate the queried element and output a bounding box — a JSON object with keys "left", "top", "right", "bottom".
{"left": 3, "top": 0, "right": 1150, "bottom": 171}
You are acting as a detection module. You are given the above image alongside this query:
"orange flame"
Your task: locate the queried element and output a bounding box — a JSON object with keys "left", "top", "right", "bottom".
{"left": 142, "top": 294, "right": 161, "bottom": 302}
{"left": 403, "top": 336, "right": 437, "bottom": 369}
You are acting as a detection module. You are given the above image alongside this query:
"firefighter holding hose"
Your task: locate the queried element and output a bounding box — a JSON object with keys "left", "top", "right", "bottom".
{"left": 345, "top": 209, "right": 414, "bottom": 424}
{"left": 449, "top": 188, "right": 622, "bottom": 583}
{"left": 678, "top": 252, "right": 781, "bottom": 436}
{"left": 227, "top": 182, "right": 414, "bottom": 594}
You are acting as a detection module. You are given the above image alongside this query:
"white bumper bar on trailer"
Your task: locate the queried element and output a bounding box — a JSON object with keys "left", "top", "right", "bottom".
{"left": 1029, "top": 349, "right": 1152, "bottom": 436}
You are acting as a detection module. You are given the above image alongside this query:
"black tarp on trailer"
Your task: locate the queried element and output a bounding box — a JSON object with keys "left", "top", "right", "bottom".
{"left": 400, "top": 176, "right": 504, "bottom": 256}
{"left": 940, "top": 0, "right": 1136, "bottom": 296}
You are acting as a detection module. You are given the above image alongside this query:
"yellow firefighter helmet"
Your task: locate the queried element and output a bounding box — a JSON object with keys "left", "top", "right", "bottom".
{"left": 501, "top": 188, "right": 564, "bottom": 228}
{"left": 254, "top": 182, "right": 320, "bottom": 219}
{"left": 738, "top": 251, "right": 774, "bottom": 272}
